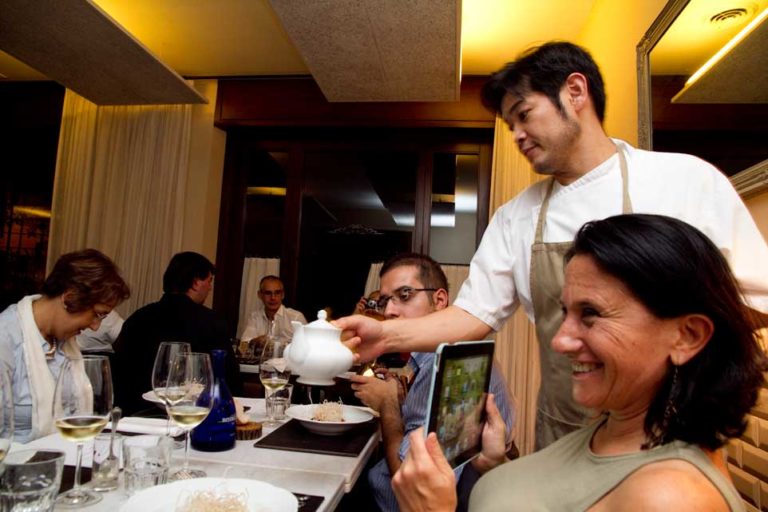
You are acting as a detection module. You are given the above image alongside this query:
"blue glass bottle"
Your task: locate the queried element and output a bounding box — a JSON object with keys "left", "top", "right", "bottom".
{"left": 191, "top": 349, "right": 236, "bottom": 451}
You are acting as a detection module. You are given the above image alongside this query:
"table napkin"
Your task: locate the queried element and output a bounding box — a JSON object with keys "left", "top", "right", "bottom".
{"left": 112, "top": 417, "right": 183, "bottom": 437}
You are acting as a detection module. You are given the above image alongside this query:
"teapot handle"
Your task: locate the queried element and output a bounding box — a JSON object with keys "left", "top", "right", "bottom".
{"left": 288, "top": 321, "right": 309, "bottom": 365}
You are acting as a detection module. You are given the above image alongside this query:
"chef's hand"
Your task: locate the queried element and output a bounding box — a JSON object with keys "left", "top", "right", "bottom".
{"left": 392, "top": 428, "right": 457, "bottom": 512}
{"left": 334, "top": 314, "right": 386, "bottom": 363}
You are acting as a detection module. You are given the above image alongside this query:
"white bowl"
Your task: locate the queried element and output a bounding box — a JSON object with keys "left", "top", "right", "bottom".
{"left": 119, "top": 477, "right": 297, "bottom": 512}
{"left": 285, "top": 404, "right": 374, "bottom": 436}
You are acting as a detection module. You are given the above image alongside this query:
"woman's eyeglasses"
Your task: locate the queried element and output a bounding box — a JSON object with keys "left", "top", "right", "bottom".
{"left": 376, "top": 286, "right": 437, "bottom": 309}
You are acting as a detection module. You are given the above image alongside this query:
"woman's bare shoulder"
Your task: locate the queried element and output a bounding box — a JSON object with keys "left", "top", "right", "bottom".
{"left": 591, "top": 459, "right": 730, "bottom": 512}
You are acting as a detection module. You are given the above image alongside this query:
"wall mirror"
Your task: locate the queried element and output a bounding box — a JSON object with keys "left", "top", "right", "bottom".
{"left": 637, "top": 0, "right": 768, "bottom": 198}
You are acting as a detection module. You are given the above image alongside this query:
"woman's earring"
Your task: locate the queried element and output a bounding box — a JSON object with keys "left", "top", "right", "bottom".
{"left": 662, "top": 365, "right": 680, "bottom": 427}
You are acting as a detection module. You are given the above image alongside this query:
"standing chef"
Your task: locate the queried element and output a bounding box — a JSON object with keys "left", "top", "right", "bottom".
{"left": 336, "top": 41, "right": 768, "bottom": 450}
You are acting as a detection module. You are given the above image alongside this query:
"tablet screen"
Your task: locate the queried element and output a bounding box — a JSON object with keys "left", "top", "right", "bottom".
{"left": 425, "top": 341, "right": 494, "bottom": 470}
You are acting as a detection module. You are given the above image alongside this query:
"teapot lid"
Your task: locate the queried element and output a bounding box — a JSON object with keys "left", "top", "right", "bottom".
{"left": 306, "top": 310, "right": 340, "bottom": 331}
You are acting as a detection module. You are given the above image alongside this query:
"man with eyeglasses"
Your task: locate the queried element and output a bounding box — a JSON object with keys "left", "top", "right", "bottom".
{"left": 240, "top": 275, "right": 306, "bottom": 345}
{"left": 349, "top": 253, "right": 516, "bottom": 512}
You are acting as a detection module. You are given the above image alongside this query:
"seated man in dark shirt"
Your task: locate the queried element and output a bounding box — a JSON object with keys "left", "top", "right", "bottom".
{"left": 113, "top": 251, "right": 242, "bottom": 415}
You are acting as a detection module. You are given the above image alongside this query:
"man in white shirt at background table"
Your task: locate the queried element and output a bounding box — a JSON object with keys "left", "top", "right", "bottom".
{"left": 240, "top": 275, "right": 307, "bottom": 346}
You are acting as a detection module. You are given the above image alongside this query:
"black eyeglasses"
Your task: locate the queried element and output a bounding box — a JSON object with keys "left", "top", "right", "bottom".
{"left": 377, "top": 286, "right": 437, "bottom": 309}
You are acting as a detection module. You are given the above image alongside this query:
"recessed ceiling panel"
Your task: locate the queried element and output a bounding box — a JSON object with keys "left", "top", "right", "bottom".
{"left": 0, "top": 0, "right": 206, "bottom": 104}
{"left": 268, "top": 0, "right": 461, "bottom": 102}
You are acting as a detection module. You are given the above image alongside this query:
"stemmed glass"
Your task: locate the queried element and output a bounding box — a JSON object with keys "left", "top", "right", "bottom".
{"left": 0, "top": 365, "right": 13, "bottom": 465}
{"left": 259, "top": 338, "right": 291, "bottom": 427}
{"left": 152, "top": 342, "right": 191, "bottom": 435}
{"left": 166, "top": 352, "right": 213, "bottom": 481}
{"left": 53, "top": 355, "right": 112, "bottom": 508}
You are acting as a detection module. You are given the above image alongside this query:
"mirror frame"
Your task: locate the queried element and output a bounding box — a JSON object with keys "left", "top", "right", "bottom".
{"left": 637, "top": 0, "right": 768, "bottom": 198}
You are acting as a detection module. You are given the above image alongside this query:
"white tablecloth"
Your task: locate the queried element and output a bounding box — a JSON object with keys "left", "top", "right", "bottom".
{"left": 18, "top": 397, "right": 379, "bottom": 511}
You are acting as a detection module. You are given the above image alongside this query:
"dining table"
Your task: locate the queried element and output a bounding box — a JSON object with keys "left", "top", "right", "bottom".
{"left": 19, "top": 397, "right": 380, "bottom": 511}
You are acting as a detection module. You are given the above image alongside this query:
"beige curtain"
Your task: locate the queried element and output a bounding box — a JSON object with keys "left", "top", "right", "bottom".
{"left": 237, "top": 257, "right": 281, "bottom": 337}
{"left": 47, "top": 90, "right": 192, "bottom": 316}
{"left": 364, "top": 262, "right": 384, "bottom": 297}
{"left": 364, "top": 262, "right": 469, "bottom": 305}
{"left": 489, "top": 116, "right": 546, "bottom": 455}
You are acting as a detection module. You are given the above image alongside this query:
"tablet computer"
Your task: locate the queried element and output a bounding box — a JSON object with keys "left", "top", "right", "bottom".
{"left": 424, "top": 340, "right": 495, "bottom": 471}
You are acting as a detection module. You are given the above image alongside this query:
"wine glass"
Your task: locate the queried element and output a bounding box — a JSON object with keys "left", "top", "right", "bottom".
{"left": 259, "top": 338, "right": 291, "bottom": 427}
{"left": 53, "top": 355, "right": 112, "bottom": 508}
{"left": 166, "top": 352, "right": 213, "bottom": 481}
{"left": 152, "top": 342, "right": 191, "bottom": 435}
{"left": 0, "top": 364, "right": 13, "bottom": 465}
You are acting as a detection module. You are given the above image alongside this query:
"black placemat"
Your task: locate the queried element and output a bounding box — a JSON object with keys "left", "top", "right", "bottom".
{"left": 60, "top": 465, "right": 91, "bottom": 493}
{"left": 294, "top": 493, "right": 324, "bottom": 512}
{"left": 255, "top": 419, "right": 378, "bottom": 457}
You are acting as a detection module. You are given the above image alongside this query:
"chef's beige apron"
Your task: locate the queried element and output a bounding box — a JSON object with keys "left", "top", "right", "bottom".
{"left": 530, "top": 148, "right": 631, "bottom": 450}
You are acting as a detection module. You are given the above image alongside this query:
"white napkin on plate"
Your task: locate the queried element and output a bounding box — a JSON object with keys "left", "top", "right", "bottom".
{"left": 112, "top": 417, "right": 183, "bottom": 437}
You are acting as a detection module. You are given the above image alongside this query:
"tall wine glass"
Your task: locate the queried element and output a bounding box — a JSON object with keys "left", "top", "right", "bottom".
{"left": 259, "top": 338, "right": 291, "bottom": 427}
{"left": 166, "top": 352, "right": 213, "bottom": 481}
{"left": 0, "top": 364, "right": 13, "bottom": 465}
{"left": 152, "top": 342, "right": 191, "bottom": 435}
{"left": 53, "top": 355, "right": 112, "bottom": 508}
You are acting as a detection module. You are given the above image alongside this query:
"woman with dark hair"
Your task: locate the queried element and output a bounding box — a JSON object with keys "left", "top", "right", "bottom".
{"left": 392, "top": 214, "right": 765, "bottom": 511}
{"left": 0, "top": 249, "right": 130, "bottom": 442}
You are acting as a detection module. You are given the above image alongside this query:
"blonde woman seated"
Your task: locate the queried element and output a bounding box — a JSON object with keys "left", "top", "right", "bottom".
{"left": 0, "top": 249, "right": 129, "bottom": 442}
{"left": 393, "top": 214, "right": 765, "bottom": 511}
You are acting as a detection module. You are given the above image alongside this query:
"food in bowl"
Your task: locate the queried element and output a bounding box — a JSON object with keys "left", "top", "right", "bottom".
{"left": 175, "top": 488, "right": 249, "bottom": 512}
{"left": 312, "top": 400, "right": 344, "bottom": 422}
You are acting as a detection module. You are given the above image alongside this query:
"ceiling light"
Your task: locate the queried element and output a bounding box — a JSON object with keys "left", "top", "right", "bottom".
{"left": 246, "top": 186, "right": 286, "bottom": 196}
{"left": 12, "top": 206, "right": 51, "bottom": 218}
{"left": 684, "top": 6, "right": 768, "bottom": 88}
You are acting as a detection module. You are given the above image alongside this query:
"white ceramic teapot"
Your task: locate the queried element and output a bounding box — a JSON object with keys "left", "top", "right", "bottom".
{"left": 284, "top": 310, "right": 353, "bottom": 385}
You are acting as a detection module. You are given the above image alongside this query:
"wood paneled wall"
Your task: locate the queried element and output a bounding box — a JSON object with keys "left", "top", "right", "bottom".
{"left": 215, "top": 76, "right": 494, "bottom": 129}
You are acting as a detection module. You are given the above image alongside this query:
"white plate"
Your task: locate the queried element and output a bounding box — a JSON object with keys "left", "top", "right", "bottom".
{"left": 119, "top": 477, "right": 297, "bottom": 512}
{"left": 285, "top": 404, "right": 374, "bottom": 436}
{"left": 141, "top": 390, "right": 164, "bottom": 405}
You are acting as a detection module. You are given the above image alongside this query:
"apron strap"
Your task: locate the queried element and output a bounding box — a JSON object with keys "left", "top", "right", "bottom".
{"left": 533, "top": 179, "right": 556, "bottom": 244}
{"left": 617, "top": 146, "right": 632, "bottom": 214}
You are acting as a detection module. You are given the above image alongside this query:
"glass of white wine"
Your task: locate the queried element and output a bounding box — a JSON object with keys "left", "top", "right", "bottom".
{"left": 152, "top": 341, "right": 191, "bottom": 435}
{"left": 0, "top": 364, "right": 13, "bottom": 464}
{"left": 166, "top": 352, "right": 213, "bottom": 481}
{"left": 53, "top": 355, "right": 112, "bottom": 508}
{"left": 259, "top": 338, "right": 291, "bottom": 427}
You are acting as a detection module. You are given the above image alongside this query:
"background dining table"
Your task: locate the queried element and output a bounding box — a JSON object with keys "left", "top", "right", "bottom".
{"left": 19, "top": 397, "right": 380, "bottom": 511}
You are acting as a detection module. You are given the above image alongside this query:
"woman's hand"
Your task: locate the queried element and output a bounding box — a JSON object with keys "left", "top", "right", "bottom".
{"left": 472, "top": 393, "right": 509, "bottom": 474}
{"left": 392, "top": 428, "right": 457, "bottom": 512}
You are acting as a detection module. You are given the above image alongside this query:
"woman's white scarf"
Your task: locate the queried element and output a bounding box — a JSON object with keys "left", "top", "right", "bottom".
{"left": 16, "top": 295, "right": 87, "bottom": 441}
